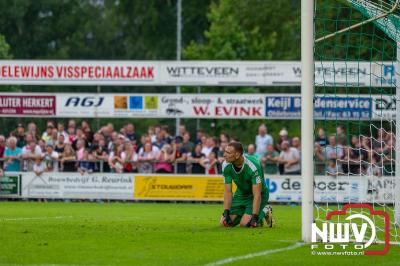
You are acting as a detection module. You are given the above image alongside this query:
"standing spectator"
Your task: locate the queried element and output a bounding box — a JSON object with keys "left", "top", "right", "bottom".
{"left": 324, "top": 135, "right": 344, "bottom": 160}
{"left": 315, "top": 127, "right": 328, "bottom": 147}
{"left": 81, "top": 120, "right": 93, "bottom": 146}
{"left": 292, "top": 137, "right": 301, "bottom": 154}
{"left": 33, "top": 155, "right": 46, "bottom": 176}
{"left": 188, "top": 144, "right": 206, "bottom": 174}
{"left": 67, "top": 125, "right": 76, "bottom": 144}
{"left": 336, "top": 125, "right": 347, "bottom": 145}
{"left": 27, "top": 122, "right": 40, "bottom": 142}
{"left": 55, "top": 134, "right": 66, "bottom": 154}
{"left": 91, "top": 140, "right": 109, "bottom": 172}
{"left": 201, "top": 137, "right": 214, "bottom": 157}
{"left": 126, "top": 123, "right": 138, "bottom": 142}
{"left": 277, "top": 141, "right": 301, "bottom": 175}
{"left": 42, "top": 145, "right": 59, "bottom": 172}
{"left": 152, "top": 131, "right": 166, "bottom": 150}
{"left": 178, "top": 124, "right": 187, "bottom": 137}
{"left": 173, "top": 136, "right": 188, "bottom": 174}
{"left": 219, "top": 132, "right": 230, "bottom": 144}
{"left": 154, "top": 144, "right": 174, "bottom": 173}
{"left": 161, "top": 125, "right": 173, "bottom": 144}
{"left": 276, "top": 128, "right": 289, "bottom": 152}
{"left": 255, "top": 124, "right": 273, "bottom": 157}
{"left": 4, "top": 137, "right": 22, "bottom": 172}
{"left": 109, "top": 145, "right": 124, "bottom": 173}
{"left": 121, "top": 141, "right": 138, "bottom": 173}
{"left": 0, "top": 135, "right": 5, "bottom": 170}
{"left": 57, "top": 122, "right": 69, "bottom": 143}
{"left": 78, "top": 149, "right": 95, "bottom": 175}
{"left": 182, "top": 132, "right": 194, "bottom": 153}
{"left": 75, "top": 139, "right": 86, "bottom": 161}
{"left": 245, "top": 144, "right": 261, "bottom": 160}
{"left": 60, "top": 143, "right": 76, "bottom": 172}
{"left": 262, "top": 145, "right": 280, "bottom": 175}
{"left": 195, "top": 129, "right": 206, "bottom": 145}
{"left": 41, "top": 124, "right": 54, "bottom": 143}
{"left": 21, "top": 140, "right": 42, "bottom": 171}
{"left": 15, "top": 123, "right": 26, "bottom": 148}
{"left": 38, "top": 139, "right": 46, "bottom": 153}
{"left": 138, "top": 142, "right": 158, "bottom": 173}
{"left": 205, "top": 151, "right": 218, "bottom": 175}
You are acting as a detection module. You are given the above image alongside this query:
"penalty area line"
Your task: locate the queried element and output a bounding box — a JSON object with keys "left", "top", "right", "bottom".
{"left": 203, "top": 242, "right": 305, "bottom": 266}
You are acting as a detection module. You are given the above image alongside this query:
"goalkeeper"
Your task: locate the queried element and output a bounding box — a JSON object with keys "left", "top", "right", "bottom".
{"left": 220, "top": 141, "right": 272, "bottom": 228}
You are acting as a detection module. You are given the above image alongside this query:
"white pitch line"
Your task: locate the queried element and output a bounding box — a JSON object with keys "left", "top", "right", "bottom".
{"left": 0, "top": 216, "right": 74, "bottom": 221}
{"left": 204, "top": 242, "right": 305, "bottom": 266}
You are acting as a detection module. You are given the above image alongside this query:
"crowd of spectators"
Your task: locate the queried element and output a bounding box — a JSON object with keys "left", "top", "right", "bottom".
{"left": 0, "top": 120, "right": 394, "bottom": 176}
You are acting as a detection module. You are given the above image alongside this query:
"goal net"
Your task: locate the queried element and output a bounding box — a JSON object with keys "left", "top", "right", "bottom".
{"left": 313, "top": 0, "right": 400, "bottom": 245}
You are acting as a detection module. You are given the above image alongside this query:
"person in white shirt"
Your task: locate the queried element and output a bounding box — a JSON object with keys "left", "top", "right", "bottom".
{"left": 33, "top": 156, "right": 46, "bottom": 176}
{"left": 21, "top": 141, "right": 43, "bottom": 171}
{"left": 278, "top": 141, "right": 301, "bottom": 175}
{"left": 42, "top": 145, "right": 59, "bottom": 172}
{"left": 255, "top": 124, "right": 273, "bottom": 157}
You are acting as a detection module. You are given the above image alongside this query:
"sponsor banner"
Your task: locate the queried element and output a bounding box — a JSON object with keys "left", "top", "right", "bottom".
{"left": 56, "top": 94, "right": 114, "bottom": 117}
{"left": 134, "top": 175, "right": 226, "bottom": 201}
{"left": 267, "top": 175, "right": 362, "bottom": 203}
{"left": 372, "top": 94, "right": 396, "bottom": 120}
{"left": 21, "top": 172, "right": 134, "bottom": 200}
{"left": 0, "top": 175, "right": 21, "bottom": 197}
{"left": 0, "top": 95, "right": 56, "bottom": 116}
{"left": 265, "top": 95, "right": 372, "bottom": 120}
{"left": 364, "top": 176, "right": 395, "bottom": 203}
{"left": 0, "top": 60, "right": 394, "bottom": 87}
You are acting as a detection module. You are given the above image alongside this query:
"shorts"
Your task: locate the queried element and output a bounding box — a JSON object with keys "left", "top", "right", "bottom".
{"left": 230, "top": 191, "right": 269, "bottom": 221}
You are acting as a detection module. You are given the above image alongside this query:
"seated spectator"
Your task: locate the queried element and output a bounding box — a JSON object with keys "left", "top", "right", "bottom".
{"left": 138, "top": 142, "right": 158, "bottom": 173}
{"left": 277, "top": 141, "right": 301, "bottom": 175}
{"left": 188, "top": 144, "right": 206, "bottom": 174}
{"left": 42, "top": 145, "right": 59, "bottom": 172}
{"left": 4, "top": 136, "right": 22, "bottom": 172}
{"left": 154, "top": 144, "right": 174, "bottom": 173}
{"left": 262, "top": 145, "right": 279, "bottom": 175}
{"left": 78, "top": 149, "right": 95, "bottom": 175}
{"left": 60, "top": 143, "right": 76, "bottom": 172}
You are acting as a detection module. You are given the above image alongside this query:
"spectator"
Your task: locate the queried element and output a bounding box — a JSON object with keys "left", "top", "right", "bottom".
{"left": 277, "top": 140, "right": 301, "bottom": 175}
{"left": 4, "top": 136, "right": 22, "bottom": 172}
{"left": 42, "top": 145, "right": 59, "bottom": 172}
{"left": 173, "top": 136, "right": 188, "bottom": 174}
{"left": 262, "top": 144, "right": 279, "bottom": 175}
{"left": 315, "top": 127, "right": 328, "bottom": 147}
{"left": 138, "top": 142, "right": 158, "bottom": 173}
{"left": 188, "top": 144, "right": 206, "bottom": 174}
{"left": 336, "top": 125, "right": 347, "bottom": 145}
{"left": 276, "top": 128, "right": 289, "bottom": 152}
{"left": 21, "top": 140, "right": 42, "bottom": 171}
{"left": 245, "top": 144, "right": 260, "bottom": 160}
{"left": 326, "top": 159, "right": 338, "bottom": 176}
{"left": 109, "top": 145, "right": 124, "bottom": 173}
{"left": 55, "top": 134, "right": 66, "bottom": 154}
{"left": 219, "top": 132, "right": 230, "bottom": 144}
{"left": 81, "top": 120, "right": 93, "bottom": 145}
{"left": 201, "top": 137, "right": 214, "bottom": 157}
{"left": 91, "top": 141, "right": 109, "bottom": 172}
{"left": 126, "top": 123, "right": 138, "bottom": 142}
{"left": 41, "top": 124, "right": 54, "bottom": 143}
{"left": 292, "top": 137, "right": 301, "bottom": 153}
{"left": 57, "top": 122, "right": 69, "bottom": 143}
{"left": 178, "top": 124, "right": 187, "bottom": 138}
{"left": 195, "top": 129, "right": 205, "bottom": 145}
{"left": 161, "top": 125, "right": 173, "bottom": 144}
{"left": 324, "top": 135, "right": 344, "bottom": 160}
{"left": 152, "top": 131, "right": 166, "bottom": 150}
{"left": 154, "top": 144, "right": 174, "bottom": 173}
{"left": 15, "top": 123, "right": 26, "bottom": 148}
{"left": 203, "top": 151, "right": 218, "bottom": 175}
{"left": 0, "top": 135, "right": 5, "bottom": 170}
{"left": 33, "top": 155, "right": 46, "bottom": 176}
{"left": 255, "top": 124, "right": 273, "bottom": 157}
{"left": 60, "top": 143, "right": 76, "bottom": 172}
{"left": 182, "top": 132, "right": 194, "bottom": 153}
{"left": 121, "top": 141, "right": 138, "bottom": 173}
{"left": 27, "top": 122, "right": 40, "bottom": 142}
{"left": 38, "top": 139, "right": 46, "bottom": 153}
{"left": 78, "top": 149, "right": 95, "bottom": 175}
{"left": 75, "top": 139, "right": 86, "bottom": 161}
{"left": 67, "top": 126, "right": 76, "bottom": 144}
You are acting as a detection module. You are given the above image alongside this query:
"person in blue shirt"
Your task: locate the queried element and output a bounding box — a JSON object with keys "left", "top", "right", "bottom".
{"left": 4, "top": 136, "right": 22, "bottom": 172}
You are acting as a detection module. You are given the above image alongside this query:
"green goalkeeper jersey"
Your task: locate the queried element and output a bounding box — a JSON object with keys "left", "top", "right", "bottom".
{"left": 222, "top": 155, "right": 268, "bottom": 196}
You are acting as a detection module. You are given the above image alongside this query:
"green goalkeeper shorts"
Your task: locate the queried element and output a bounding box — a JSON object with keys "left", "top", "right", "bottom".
{"left": 230, "top": 191, "right": 269, "bottom": 221}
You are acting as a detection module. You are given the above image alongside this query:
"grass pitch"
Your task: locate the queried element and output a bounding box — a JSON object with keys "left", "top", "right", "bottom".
{"left": 0, "top": 202, "right": 399, "bottom": 265}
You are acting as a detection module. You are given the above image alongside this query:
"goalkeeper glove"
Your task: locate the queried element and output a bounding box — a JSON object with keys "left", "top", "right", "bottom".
{"left": 246, "top": 214, "right": 259, "bottom": 228}
{"left": 222, "top": 209, "right": 233, "bottom": 227}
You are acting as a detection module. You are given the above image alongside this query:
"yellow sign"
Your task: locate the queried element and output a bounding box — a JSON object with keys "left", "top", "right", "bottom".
{"left": 134, "top": 175, "right": 226, "bottom": 201}
{"left": 144, "top": 96, "right": 158, "bottom": 110}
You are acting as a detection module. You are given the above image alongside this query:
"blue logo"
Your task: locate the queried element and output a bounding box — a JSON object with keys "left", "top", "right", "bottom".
{"left": 130, "top": 96, "right": 143, "bottom": 110}
{"left": 265, "top": 178, "right": 277, "bottom": 193}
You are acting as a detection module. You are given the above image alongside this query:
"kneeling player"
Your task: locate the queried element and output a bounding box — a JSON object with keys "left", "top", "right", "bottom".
{"left": 220, "top": 141, "right": 272, "bottom": 227}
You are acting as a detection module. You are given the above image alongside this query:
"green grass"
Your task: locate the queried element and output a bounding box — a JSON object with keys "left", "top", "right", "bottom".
{"left": 0, "top": 202, "right": 399, "bottom": 265}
